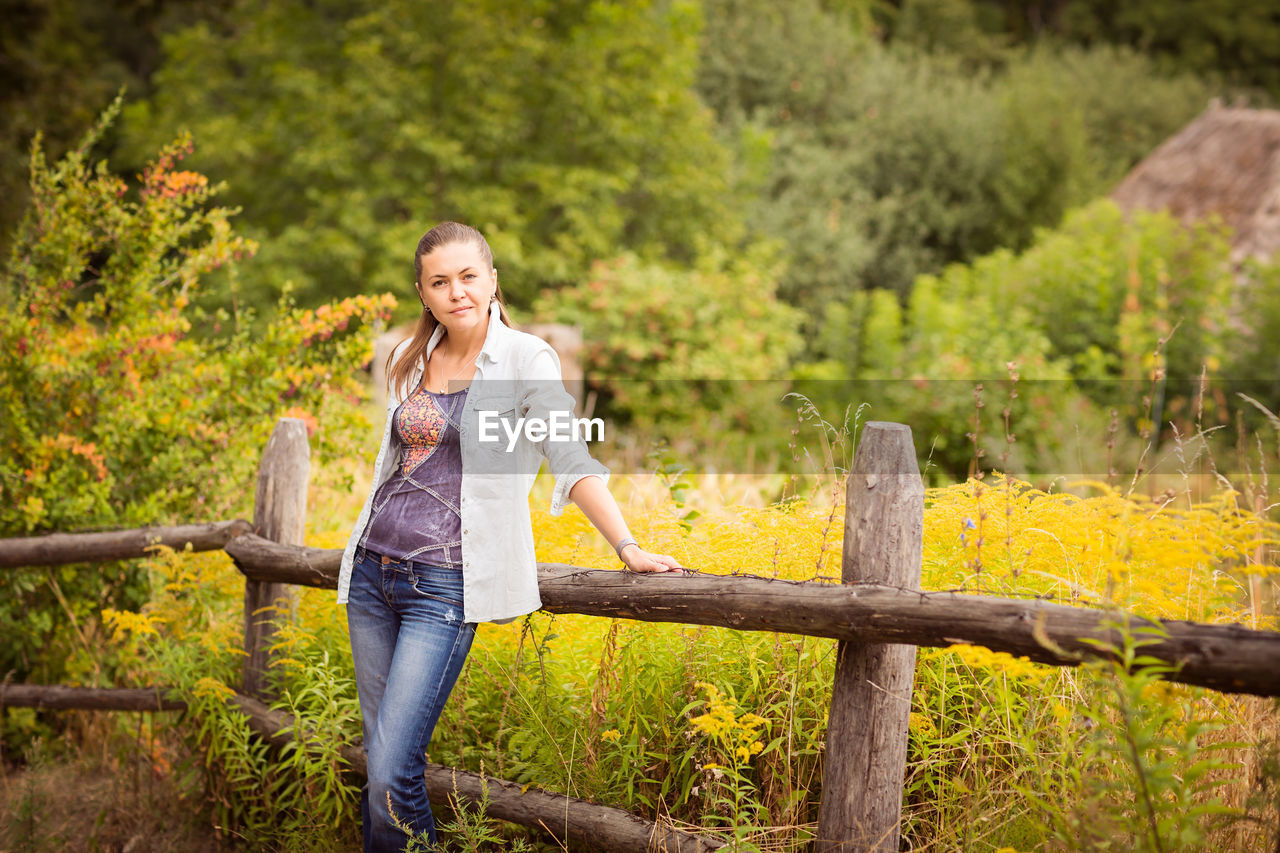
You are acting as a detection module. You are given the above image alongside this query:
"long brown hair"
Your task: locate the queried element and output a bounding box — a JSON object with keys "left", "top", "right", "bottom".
{"left": 386, "top": 222, "right": 511, "bottom": 400}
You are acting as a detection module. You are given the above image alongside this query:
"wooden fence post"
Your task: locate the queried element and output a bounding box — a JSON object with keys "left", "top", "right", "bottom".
{"left": 817, "top": 421, "right": 924, "bottom": 851}
{"left": 243, "top": 418, "right": 310, "bottom": 700}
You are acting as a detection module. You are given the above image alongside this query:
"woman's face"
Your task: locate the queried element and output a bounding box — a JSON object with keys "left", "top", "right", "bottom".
{"left": 416, "top": 241, "right": 497, "bottom": 336}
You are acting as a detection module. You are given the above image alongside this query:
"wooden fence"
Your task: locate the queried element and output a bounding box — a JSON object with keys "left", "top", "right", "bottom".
{"left": 3, "top": 418, "right": 1279, "bottom": 852}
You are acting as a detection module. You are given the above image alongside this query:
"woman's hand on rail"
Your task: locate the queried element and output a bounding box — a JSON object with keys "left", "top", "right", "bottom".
{"left": 565, "top": 476, "right": 685, "bottom": 574}
{"left": 619, "top": 545, "right": 685, "bottom": 574}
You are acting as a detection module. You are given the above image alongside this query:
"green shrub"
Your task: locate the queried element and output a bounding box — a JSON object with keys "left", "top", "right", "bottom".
{"left": 803, "top": 199, "right": 1241, "bottom": 479}
{"left": 699, "top": 0, "right": 1215, "bottom": 352}
{"left": 0, "top": 100, "right": 391, "bottom": 686}
{"left": 931, "top": 200, "right": 1235, "bottom": 394}
{"left": 533, "top": 249, "right": 803, "bottom": 455}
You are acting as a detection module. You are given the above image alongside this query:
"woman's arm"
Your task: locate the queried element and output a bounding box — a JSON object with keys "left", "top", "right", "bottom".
{"left": 568, "top": 475, "right": 684, "bottom": 573}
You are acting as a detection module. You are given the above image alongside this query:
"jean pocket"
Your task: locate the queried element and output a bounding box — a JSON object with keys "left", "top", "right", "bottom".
{"left": 408, "top": 565, "right": 464, "bottom": 605}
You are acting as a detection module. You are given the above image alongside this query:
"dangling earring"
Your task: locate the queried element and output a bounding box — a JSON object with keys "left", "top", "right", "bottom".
{"left": 490, "top": 293, "right": 497, "bottom": 303}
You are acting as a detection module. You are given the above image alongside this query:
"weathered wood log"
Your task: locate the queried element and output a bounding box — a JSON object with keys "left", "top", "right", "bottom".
{"left": 0, "top": 684, "right": 186, "bottom": 711}
{"left": 243, "top": 418, "right": 310, "bottom": 700}
{"left": 229, "top": 692, "right": 724, "bottom": 852}
{"left": 223, "top": 536, "right": 1280, "bottom": 697}
{"left": 226, "top": 532, "right": 340, "bottom": 586}
{"left": 535, "top": 570, "right": 1280, "bottom": 697}
{"left": 818, "top": 421, "right": 923, "bottom": 852}
{"left": 0, "top": 520, "right": 251, "bottom": 570}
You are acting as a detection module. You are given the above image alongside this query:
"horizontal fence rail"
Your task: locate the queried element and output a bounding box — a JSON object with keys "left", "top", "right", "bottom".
{"left": 220, "top": 532, "right": 1280, "bottom": 698}
{"left": 8, "top": 526, "right": 1280, "bottom": 699}
{"left": 0, "top": 684, "right": 186, "bottom": 712}
{"left": 0, "top": 520, "right": 250, "bottom": 569}
{"left": 229, "top": 692, "right": 724, "bottom": 853}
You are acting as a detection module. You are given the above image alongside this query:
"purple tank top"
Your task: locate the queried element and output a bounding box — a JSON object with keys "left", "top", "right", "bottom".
{"left": 358, "top": 385, "right": 467, "bottom": 569}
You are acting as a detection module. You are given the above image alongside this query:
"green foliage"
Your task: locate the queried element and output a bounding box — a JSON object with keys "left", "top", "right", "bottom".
{"left": 799, "top": 262, "right": 1084, "bottom": 479}
{"left": 0, "top": 0, "right": 233, "bottom": 256}
{"left": 698, "top": 0, "right": 1214, "bottom": 349}
{"left": 0, "top": 100, "right": 391, "bottom": 685}
{"left": 90, "top": 466, "right": 1280, "bottom": 850}
{"left": 891, "top": 0, "right": 1280, "bottom": 99}
{"left": 182, "top": 677, "right": 363, "bottom": 851}
{"left": 686, "top": 681, "right": 769, "bottom": 848}
{"left": 887, "top": 0, "right": 1013, "bottom": 67}
{"left": 652, "top": 447, "right": 703, "bottom": 532}
{"left": 434, "top": 614, "right": 832, "bottom": 849}
{"left": 121, "top": 0, "right": 741, "bottom": 316}
{"left": 1012, "top": 45, "right": 1221, "bottom": 191}
{"left": 923, "top": 200, "right": 1235, "bottom": 398}
{"left": 409, "top": 777, "right": 537, "bottom": 852}
{"left": 532, "top": 249, "right": 802, "bottom": 451}
{"left": 1243, "top": 727, "right": 1280, "bottom": 847}
{"left": 1022, "top": 623, "right": 1240, "bottom": 851}
{"left": 1050, "top": 0, "right": 1280, "bottom": 98}
{"left": 103, "top": 548, "right": 365, "bottom": 852}
{"left": 1228, "top": 258, "right": 1280, "bottom": 396}
{"left": 697, "top": 0, "right": 868, "bottom": 129}
{"left": 803, "top": 199, "right": 1244, "bottom": 478}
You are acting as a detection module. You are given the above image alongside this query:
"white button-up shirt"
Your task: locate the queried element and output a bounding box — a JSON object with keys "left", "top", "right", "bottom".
{"left": 337, "top": 301, "right": 608, "bottom": 623}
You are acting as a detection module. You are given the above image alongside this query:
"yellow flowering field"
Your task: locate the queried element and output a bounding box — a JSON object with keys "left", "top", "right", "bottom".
{"left": 106, "top": 466, "right": 1280, "bottom": 851}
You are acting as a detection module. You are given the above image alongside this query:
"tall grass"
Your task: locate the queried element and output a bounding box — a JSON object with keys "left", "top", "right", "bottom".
{"left": 86, "top": 433, "right": 1280, "bottom": 851}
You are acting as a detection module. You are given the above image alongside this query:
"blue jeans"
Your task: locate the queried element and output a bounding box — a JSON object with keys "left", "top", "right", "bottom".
{"left": 347, "top": 548, "right": 475, "bottom": 852}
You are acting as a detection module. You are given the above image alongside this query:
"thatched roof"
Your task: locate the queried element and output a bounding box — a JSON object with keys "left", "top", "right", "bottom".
{"left": 1110, "top": 103, "right": 1280, "bottom": 261}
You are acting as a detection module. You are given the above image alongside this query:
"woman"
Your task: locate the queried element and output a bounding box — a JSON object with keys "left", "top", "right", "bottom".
{"left": 337, "top": 221, "right": 683, "bottom": 852}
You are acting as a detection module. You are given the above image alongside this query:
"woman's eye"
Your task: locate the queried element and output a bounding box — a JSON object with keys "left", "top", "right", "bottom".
{"left": 464, "top": 274, "right": 476, "bottom": 281}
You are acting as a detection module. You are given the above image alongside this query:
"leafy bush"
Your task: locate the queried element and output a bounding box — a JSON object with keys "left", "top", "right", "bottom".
{"left": 532, "top": 250, "right": 803, "bottom": 454}
{"left": 0, "top": 100, "right": 392, "bottom": 686}
{"left": 800, "top": 262, "right": 1096, "bottom": 481}
{"left": 805, "top": 199, "right": 1242, "bottom": 478}
{"left": 1008, "top": 45, "right": 1220, "bottom": 190}
{"left": 1227, "top": 258, "right": 1280, "bottom": 407}
{"left": 698, "top": 0, "right": 1214, "bottom": 347}
{"left": 987, "top": 201, "right": 1233, "bottom": 384}
{"left": 709, "top": 31, "right": 1052, "bottom": 311}
{"left": 1047, "top": 0, "right": 1280, "bottom": 97}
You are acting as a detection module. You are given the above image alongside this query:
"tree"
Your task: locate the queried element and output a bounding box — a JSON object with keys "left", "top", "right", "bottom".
{"left": 121, "top": 0, "right": 742, "bottom": 317}
{"left": 533, "top": 248, "right": 802, "bottom": 455}
{"left": 696, "top": 0, "right": 1213, "bottom": 349}
{"left": 0, "top": 0, "right": 232, "bottom": 256}
{"left": 971, "top": 0, "right": 1280, "bottom": 98}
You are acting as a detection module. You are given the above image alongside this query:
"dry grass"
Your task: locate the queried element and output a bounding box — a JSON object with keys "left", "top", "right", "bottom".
{"left": 0, "top": 722, "right": 225, "bottom": 853}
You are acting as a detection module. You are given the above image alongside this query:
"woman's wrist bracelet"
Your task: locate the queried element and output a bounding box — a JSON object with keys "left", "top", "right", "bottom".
{"left": 614, "top": 537, "right": 638, "bottom": 560}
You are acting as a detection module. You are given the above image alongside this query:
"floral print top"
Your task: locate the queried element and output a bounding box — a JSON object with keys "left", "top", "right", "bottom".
{"left": 358, "top": 385, "right": 467, "bottom": 569}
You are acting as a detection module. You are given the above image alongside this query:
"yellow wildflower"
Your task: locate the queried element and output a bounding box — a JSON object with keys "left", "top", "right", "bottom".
{"left": 192, "top": 677, "right": 235, "bottom": 701}
{"left": 102, "top": 607, "right": 164, "bottom": 640}
{"left": 689, "top": 682, "right": 769, "bottom": 769}
{"left": 948, "top": 643, "right": 1043, "bottom": 680}
{"left": 909, "top": 712, "right": 937, "bottom": 737}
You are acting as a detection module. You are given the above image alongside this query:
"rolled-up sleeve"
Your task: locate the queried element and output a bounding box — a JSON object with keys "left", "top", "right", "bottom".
{"left": 517, "top": 346, "right": 609, "bottom": 516}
